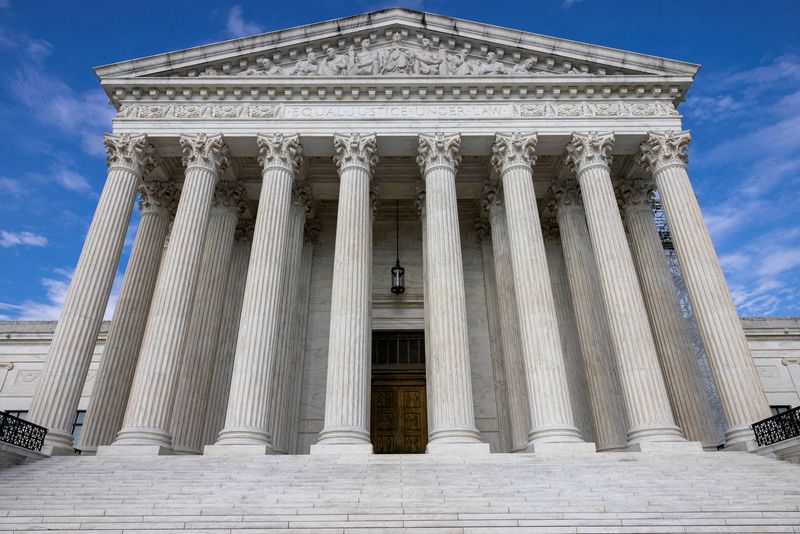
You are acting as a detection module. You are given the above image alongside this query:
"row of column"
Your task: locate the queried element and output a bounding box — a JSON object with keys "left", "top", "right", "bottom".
{"left": 28, "top": 129, "right": 771, "bottom": 455}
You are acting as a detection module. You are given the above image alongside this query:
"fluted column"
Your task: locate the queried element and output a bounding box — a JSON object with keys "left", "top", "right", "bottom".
{"left": 542, "top": 223, "right": 596, "bottom": 443}
{"left": 285, "top": 222, "right": 317, "bottom": 454}
{"left": 310, "top": 133, "right": 377, "bottom": 454}
{"left": 491, "top": 132, "right": 590, "bottom": 452}
{"left": 416, "top": 133, "right": 488, "bottom": 455}
{"left": 29, "top": 134, "right": 155, "bottom": 454}
{"left": 415, "top": 183, "right": 437, "bottom": 437}
{"left": 640, "top": 131, "right": 771, "bottom": 445}
{"left": 566, "top": 132, "right": 687, "bottom": 449}
{"left": 201, "top": 221, "right": 253, "bottom": 447}
{"left": 78, "top": 180, "right": 177, "bottom": 453}
{"left": 269, "top": 182, "right": 313, "bottom": 454}
{"left": 548, "top": 181, "right": 629, "bottom": 451}
{"left": 479, "top": 183, "right": 529, "bottom": 452}
{"left": 474, "top": 220, "right": 512, "bottom": 453}
{"left": 105, "top": 133, "right": 228, "bottom": 454}
{"left": 171, "top": 181, "right": 247, "bottom": 454}
{"left": 207, "top": 134, "right": 302, "bottom": 455}
{"left": 619, "top": 178, "right": 719, "bottom": 448}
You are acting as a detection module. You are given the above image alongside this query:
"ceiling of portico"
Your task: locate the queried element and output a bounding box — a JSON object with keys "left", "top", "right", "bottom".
{"left": 151, "top": 153, "right": 636, "bottom": 204}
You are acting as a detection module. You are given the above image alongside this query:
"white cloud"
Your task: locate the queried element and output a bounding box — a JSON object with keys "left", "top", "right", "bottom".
{"left": 562, "top": 0, "right": 584, "bottom": 6}
{"left": 0, "top": 230, "right": 47, "bottom": 247}
{"left": 0, "top": 268, "right": 121, "bottom": 321}
{"left": 9, "top": 66, "right": 114, "bottom": 157}
{"left": 0, "top": 176, "right": 25, "bottom": 197}
{"left": 225, "top": 6, "right": 263, "bottom": 38}
{"left": 52, "top": 168, "right": 93, "bottom": 194}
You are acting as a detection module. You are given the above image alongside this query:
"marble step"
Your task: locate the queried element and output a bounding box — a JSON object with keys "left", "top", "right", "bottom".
{"left": 1, "top": 452, "right": 799, "bottom": 532}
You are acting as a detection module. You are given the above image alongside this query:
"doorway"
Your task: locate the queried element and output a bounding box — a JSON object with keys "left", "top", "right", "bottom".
{"left": 370, "top": 330, "right": 427, "bottom": 454}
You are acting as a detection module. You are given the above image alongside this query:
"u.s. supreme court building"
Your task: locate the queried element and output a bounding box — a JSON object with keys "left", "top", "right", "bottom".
{"left": 4, "top": 8, "right": 800, "bottom": 470}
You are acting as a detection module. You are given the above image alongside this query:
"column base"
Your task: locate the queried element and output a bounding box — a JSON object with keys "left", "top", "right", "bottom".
{"left": 96, "top": 444, "right": 172, "bottom": 457}
{"left": 112, "top": 426, "right": 173, "bottom": 448}
{"left": 625, "top": 441, "right": 703, "bottom": 453}
{"left": 40, "top": 429, "right": 77, "bottom": 456}
{"left": 309, "top": 442, "right": 373, "bottom": 455}
{"left": 204, "top": 443, "right": 277, "bottom": 457}
{"left": 626, "top": 423, "right": 686, "bottom": 443}
{"left": 426, "top": 441, "right": 490, "bottom": 455}
{"left": 526, "top": 441, "right": 597, "bottom": 455}
{"left": 720, "top": 439, "right": 759, "bottom": 452}
{"left": 724, "top": 423, "right": 757, "bottom": 446}
{"left": 528, "top": 424, "right": 585, "bottom": 443}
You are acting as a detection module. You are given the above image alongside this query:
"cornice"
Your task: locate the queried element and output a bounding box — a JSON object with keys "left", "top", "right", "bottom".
{"left": 103, "top": 75, "right": 691, "bottom": 110}
{"left": 94, "top": 9, "right": 699, "bottom": 81}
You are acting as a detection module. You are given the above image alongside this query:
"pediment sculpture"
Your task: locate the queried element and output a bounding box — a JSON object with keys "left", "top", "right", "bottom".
{"left": 194, "top": 32, "right": 592, "bottom": 78}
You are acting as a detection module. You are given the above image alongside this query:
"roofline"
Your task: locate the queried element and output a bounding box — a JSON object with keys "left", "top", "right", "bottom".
{"left": 94, "top": 7, "right": 700, "bottom": 80}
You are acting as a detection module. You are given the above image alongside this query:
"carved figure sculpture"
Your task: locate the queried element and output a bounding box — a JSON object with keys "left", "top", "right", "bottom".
{"left": 382, "top": 32, "right": 413, "bottom": 74}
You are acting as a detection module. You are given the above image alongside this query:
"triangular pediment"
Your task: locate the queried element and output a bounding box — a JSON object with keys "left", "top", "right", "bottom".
{"left": 94, "top": 8, "right": 699, "bottom": 81}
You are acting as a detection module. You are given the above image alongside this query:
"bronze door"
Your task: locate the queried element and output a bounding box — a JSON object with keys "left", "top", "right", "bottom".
{"left": 371, "top": 380, "right": 427, "bottom": 454}
{"left": 371, "top": 330, "right": 427, "bottom": 454}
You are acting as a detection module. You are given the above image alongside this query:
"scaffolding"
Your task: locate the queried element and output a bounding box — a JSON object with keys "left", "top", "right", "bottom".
{"left": 652, "top": 199, "right": 726, "bottom": 442}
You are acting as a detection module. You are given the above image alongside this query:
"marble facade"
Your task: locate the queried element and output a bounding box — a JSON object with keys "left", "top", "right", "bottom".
{"left": 7, "top": 9, "right": 782, "bottom": 456}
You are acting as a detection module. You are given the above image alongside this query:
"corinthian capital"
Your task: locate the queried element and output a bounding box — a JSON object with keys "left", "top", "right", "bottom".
{"left": 546, "top": 180, "right": 582, "bottom": 215}
{"left": 180, "top": 133, "right": 229, "bottom": 174}
{"left": 639, "top": 130, "right": 691, "bottom": 174}
{"left": 618, "top": 178, "right": 655, "bottom": 211}
{"left": 491, "top": 132, "right": 538, "bottom": 175}
{"left": 479, "top": 180, "right": 503, "bottom": 218}
{"left": 104, "top": 133, "right": 156, "bottom": 177}
{"left": 212, "top": 180, "right": 249, "bottom": 216}
{"left": 256, "top": 133, "right": 302, "bottom": 174}
{"left": 565, "top": 132, "right": 614, "bottom": 175}
{"left": 137, "top": 180, "right": 178, "bottom": 215}
{"left": 333, "top": 133, "right": 378, "bottom": 174}
{"left": 416, "top": 133, "right": 461, "bottom": 175}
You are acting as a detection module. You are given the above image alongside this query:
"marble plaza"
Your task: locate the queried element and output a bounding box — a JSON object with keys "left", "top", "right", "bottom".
{"left": 7, "top": 8, "right": 797, "bottom": 463}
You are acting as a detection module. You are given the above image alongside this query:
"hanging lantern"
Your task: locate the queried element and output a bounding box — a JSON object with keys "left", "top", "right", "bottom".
{"left": 391, "top": 199, "right": 405, "bottom": 294}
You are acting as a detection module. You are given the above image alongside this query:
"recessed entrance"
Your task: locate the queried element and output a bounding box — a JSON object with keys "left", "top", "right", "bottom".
{"left": 370, "top": 330, "right": 427, "bottom": 454}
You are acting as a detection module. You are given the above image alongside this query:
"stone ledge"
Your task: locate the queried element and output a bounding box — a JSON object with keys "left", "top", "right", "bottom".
{"left": 753, "top": 436, "right": 800, "bottom": 464}
{"left": 0, "top": 441, "right": 47, "bottom": 468}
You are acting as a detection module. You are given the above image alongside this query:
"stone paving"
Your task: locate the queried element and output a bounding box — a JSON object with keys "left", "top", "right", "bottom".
{"left": 1, "top": 451, "right": 799, "bottom": 533}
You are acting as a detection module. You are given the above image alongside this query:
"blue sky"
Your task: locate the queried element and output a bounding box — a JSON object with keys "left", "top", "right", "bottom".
{"left": 0, "top": 0, "right": 798, "bottom": 319}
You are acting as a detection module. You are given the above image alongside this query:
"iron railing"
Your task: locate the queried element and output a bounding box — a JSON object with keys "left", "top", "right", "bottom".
{"left": 0, "top": 411, "right": 47, "bottom": 452}
{"left": 752, "top": 406, "right": 800, "bottom": 447}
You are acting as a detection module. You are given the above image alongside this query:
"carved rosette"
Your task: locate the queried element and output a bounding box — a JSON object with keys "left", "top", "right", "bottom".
{"left": 332, "top": 133, "right": 378, "bottom": 174}
{"left": 414, "top": 181, "right": 426, "bottom": 220}
{"left": 618, "top": 179, "right": 655, "bottom": 212}
{"left": 547, "top": 180, "right": 583, "bottom": 215}
{"left": 541, "top": 216, "right": 560, "bottom": 241}
{"left": 137, "top": 180, "right": 178, "bottom": 215}
{"left": 369, "top": 182, "right": 380, "bottom": 221}
{"left": 179, "top": 133, "right": 229, "bottom": 174}
{"left": 104, "top": 133, "right": 156, "bottom": 177}
{"left": 292, "top": 181, "right": 316, "bottom": 217}
{"left": 256, "top": 133, "right": 303, "bottom": 174}
{"left": 303, "top": 218, "right": 321, "bottom": 243}
{"left": 234, "top": 219, "right": 255, "bottom": 242}
{"left": 639, "top": 130, "right": 691, "bottom": 175}
{"left": 565, "top": 132, "right": 614, "bottom": 175}
{"left": 474, "top": 220, "right": 491, "bottom": 243}
{"left": 416, "top": 133, "right": 461, "bottom": 175}
{"left": 212, "top": 180, "right": 249, "bottom": 216}
{"left": 479, "top": 180, "right": 503, "bottom": 219}
{"left": 490, "top": 132, "right": 538, "bottom": 175}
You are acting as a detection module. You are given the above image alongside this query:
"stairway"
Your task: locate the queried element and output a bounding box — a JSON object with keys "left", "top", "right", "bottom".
{"left": 1, "top": 451, "right": 799, "bottom": 533}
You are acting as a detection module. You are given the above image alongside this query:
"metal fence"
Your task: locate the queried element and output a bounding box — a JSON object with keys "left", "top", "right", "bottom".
{"left": 0, "top": 411, "right": 48, "bottom": 452}
{"left": 751, "top": 406, "right": 800, "bottom": 447}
